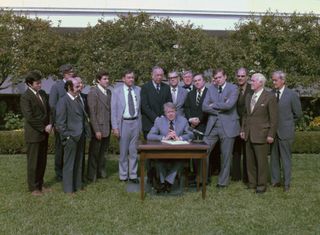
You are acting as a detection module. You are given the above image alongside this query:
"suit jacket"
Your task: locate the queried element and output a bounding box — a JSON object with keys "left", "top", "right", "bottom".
{"left": 202, "top": 83, "right": 240, "bottom": 138}
{"left": 147, "top": 115, "right": 194, "bottom": 141}
{"left": 172, "top": 86, "right": 188, "bottom": 116}
{"left": 87, "top": 86, "right": 112, "bottom": 138}
{"left": 141, "top": 80, "right": 172, "bottom": 132}
{"left": 20, "top": 88, "right": 50, "bottom": 143}
{"left": 55, "top": 94, "right": 89, "bottom": 142}
{"left": 184, "top": 87, "right": 208, "bottom": 133}
{"left": 242, "top": 89, "right": 278, "bottom": 143}
{"left": 275, "top": 87, "right": 302, "bottom": 140}
{"left": 237, "top": 84, "right": 253, "bottom": 121}
{"left": 111, "top": 84, "right": 142, "bottom": 134}
{"left": 49, "top": 79, "right": 66, "bottom": 125}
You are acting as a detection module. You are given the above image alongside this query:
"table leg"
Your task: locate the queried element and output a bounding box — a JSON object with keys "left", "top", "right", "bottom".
{"left": 196, "top": 159, "right": 200, "bottom": 192}
{"left": 140, "top": 155, "right": 145, "bottom": 200}
{"left": 202, "top": 155, "right": 207, "bottom": 199}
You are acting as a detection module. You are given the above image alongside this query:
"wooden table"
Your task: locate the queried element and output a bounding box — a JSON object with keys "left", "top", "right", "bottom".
{"left": 138, "top": 141, "right": 209, "bottom": 200}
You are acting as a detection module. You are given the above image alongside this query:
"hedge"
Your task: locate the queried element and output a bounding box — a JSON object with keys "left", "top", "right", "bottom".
{"left": 0, "top": 130, "right": 319, "bottom": 154}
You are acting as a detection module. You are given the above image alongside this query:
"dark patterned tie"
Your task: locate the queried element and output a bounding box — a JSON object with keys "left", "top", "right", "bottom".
{"left": 128, "top": 87, "right": 135, "bottom": 117}
{"left": 156, "top": 84, "right": 160, "bottom": 93}
{"left": 169, "top": 121, "right": 174, "bottom": 131}
{"left": 172, "top": 88, "right": 177, "bottom": 104}
{"left": 196, "top": 90, "right": 201, "bottom": 106}
{"left": 218, "top": 86, "right": 222, "bottom": 94}
{"left": 276, "top": 90, "right": 280, "bottom": 102}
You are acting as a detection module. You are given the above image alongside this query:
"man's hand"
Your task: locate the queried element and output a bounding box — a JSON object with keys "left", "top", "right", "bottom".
{"left": 95, "top": 132, "right": 102, "bottom": 140}
{"left": 240, "top": 132, "right": 245, "bottom": 140}
{"left": 165, "top": 130, "right": 179, "bottom": 140}
{"left": 267, "top": 136, "right": 274, "bottom": 144}
{"left": 45, "top": 124, "right": 52, "bottom": 133}
{"left": 112, "top": 129, "right": 120, "bottom": 138}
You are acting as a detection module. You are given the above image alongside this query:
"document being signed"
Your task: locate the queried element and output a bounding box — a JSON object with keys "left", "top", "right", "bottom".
{"left": 161, "top": 140, "right": 190, "bottom": 145}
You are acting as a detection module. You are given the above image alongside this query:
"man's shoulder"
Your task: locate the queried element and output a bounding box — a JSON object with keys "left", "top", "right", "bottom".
{"left": 176, "top": 115, "right": 188, "bottom": 124}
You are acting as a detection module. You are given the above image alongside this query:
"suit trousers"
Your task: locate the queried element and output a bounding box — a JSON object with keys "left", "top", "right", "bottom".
{"left": 87, "top": 135, "right": 110, "bottom": 181}
{"left": 54, "top": 130, "right": 64, "bottom": 180}
{"left": 26, "top": 138, "right": 48, "bottom": 191}
{"left": 204, "top": 120, "right": 235, "bottom": 186}
{"left": 271, "top": 137, "right": 294, "bottom": 187}
{"left": 119, "top": 119, "right": 139, "bottom": 180}
{"left": 246, "top": 141, "right": 269, "bottom": 191}
{"left": 232, "top": 135, "right": 248, "bottom": 182}
{"left": 63, "top": 135, "right": 84, "bottom": 193}
{"left": 156, "top": 160, "right": 183, "bottom": 185}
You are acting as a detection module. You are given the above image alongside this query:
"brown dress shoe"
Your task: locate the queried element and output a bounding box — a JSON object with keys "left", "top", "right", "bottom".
{"left": 31, "top": 190, "right": 43, "bottom": 196}
{"left": 272, "top": 183, "right": 281, "bottom": 187}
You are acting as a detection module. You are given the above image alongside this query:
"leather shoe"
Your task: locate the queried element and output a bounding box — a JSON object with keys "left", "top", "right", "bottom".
{"left": 120, "top": 179, "right": 128, "bottom": 183}
{"left": 284, "top": 185, "right": 290, "bottom": 192}
{"left": 272, "top": 182, "right": 281, "bottom": 187}
{"left": 129, "top": 178, "right": 139, "bottom": 184}
{"left": 216, "top": 184, "right": 226, "bottom": 188}
{"left": 165, "top": 181, "right": 172, "bottom": 193}
{"left": 155, "top": 183, "right": 166, "bottom": 193}
{"left": 255, "top": 189, "right": 266, "bottom": 194}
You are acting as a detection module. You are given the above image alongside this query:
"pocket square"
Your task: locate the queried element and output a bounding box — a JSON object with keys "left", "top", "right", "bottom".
{"left": 261, "top": 104, "right": 265, "bottom": 106}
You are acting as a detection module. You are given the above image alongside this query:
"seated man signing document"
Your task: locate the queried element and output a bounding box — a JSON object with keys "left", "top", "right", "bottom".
{"left": 147, "top": 102, "right": 193, "bottom": 193}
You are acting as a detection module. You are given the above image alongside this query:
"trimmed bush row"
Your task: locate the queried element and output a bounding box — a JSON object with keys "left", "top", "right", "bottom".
{"left": 0, "top": 130, "right": 319, "bottom": 154}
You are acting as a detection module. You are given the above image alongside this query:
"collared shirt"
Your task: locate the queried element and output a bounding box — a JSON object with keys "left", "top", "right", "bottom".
{"left": 123, "top": 84, "right": 138, "bottom": 118}
{"left": 253, "top": 88, "right": 264, "bottom": 101}
{"left": 218, "top": 82, "right": 227, "bottom": 92}
{"left": 97, "top": 84, "right": 107, "bottom": 95}
{"left": 276, "top": 86, "right": 285, "bottom": 100}
{"left": 152, "top": 81, "right": 160, "bottom": 91}
{"left": 170, "top": 86, "right": 178, "bottom": 103}
{"left": 67, "top": 92, "right": 77, "bottom": 100}
{"left": 28, "top": 87, "right": 43, "bottom": 102}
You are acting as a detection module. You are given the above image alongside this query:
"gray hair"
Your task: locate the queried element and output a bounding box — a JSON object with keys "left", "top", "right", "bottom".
{"left": 182, "top": 70, "right": 193, "bottom": 77}
{"left": 163, "top": 102, "right": 176, "bottom": 112}
{"left": 152, "top": 66, "right": 163, "bottom": 74}
{"left": 251, "top": 73, "right": 266, "bottom": 86}
{"left": 272, "top": 70, "right": 286, "bottom": 81}
{"left": 236, "top": 67, "right": 248, "bottom": 75}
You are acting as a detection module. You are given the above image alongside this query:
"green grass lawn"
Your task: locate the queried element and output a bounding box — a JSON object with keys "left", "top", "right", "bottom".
{"left": 0, "top": 154, "right": 319, "bottom": 235}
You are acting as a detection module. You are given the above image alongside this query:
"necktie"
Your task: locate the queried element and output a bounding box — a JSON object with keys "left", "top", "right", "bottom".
{"left": 239, "top": 88, "right": 244, "bottom": 96}
{"left": 169, "top": 121, "right": 174, "bottom": 131}
{"left": 250, "top": 94, "right": 257, "bottom": 113}
{"left": 218, "top": 86, "right": 222, "bottom": 94}
{"left": 128, "top": 87, "right": 135, "bottom": 117}
{"left": 172, "top": 88, "right": 177, "bottom": 104}
{"left": 196, "top": 90, "right": 201, "bottom": 106}
{"left": 36, "top": 92, "right": 44, "bottom": 106}
{"left": 156, "top": 84, "right": 160, "bottom": 93}
{"left": 276, "top": 90, "right": 280, "bottom": 102}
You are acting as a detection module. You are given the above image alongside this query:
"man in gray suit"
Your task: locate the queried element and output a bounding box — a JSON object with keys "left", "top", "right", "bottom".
{"left": 49, "top": 64, "right": 74, "bottom": 181}
{"left": 147, "top": 102, "right": 193, "bottom": 192}
{"left": 56, "top": 78, "right": 90, "bottom": 194}
{"left": 111, "top": 70, "right": 141, "bottom": 183}
{"left": 271, "top": 71, "right": 302, "bottom": 192}
{"left": 87, "top": 71, "right": 111, "bottom": 182}
{"left": 168, "top": 71, "right": 188, "bottom": 116}
{"left": 202, "top": 68, "right": 240, "bottom": 187}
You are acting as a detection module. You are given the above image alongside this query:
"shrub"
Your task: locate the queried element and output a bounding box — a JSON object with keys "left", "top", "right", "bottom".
{"left": 3, "top": 111, "right": 24, "bottom": 130}
{"left": 293, "top": 131, "right": 320, "bottom": 153}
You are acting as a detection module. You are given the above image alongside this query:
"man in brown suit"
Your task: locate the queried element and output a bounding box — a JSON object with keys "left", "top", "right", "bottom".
{"left": 20, "top": 71, "right": 52, "bottom": 196}
{"left": 240, "top": 73, "right": 278, "bottom": 194}
{"left": 87, "top": 71, "right": 111, "bottom": 182}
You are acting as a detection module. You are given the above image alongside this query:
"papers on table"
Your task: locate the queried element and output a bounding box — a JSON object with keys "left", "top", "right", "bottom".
{"left": 161, "top": 140, "right": 190, "bottom": 145}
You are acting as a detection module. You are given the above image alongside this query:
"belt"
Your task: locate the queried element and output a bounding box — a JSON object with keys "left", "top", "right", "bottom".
{"left": 123, "top": 117, "right": 138, "bottom": 120}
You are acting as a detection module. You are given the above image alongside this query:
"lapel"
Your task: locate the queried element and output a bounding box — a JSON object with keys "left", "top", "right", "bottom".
{"left": 67, "top": 94, "right": 82, "bottom": 116}
{"left": 95, "top": 86, "right": 109, "bottom": 109}
{"left": 278, "top": 87, "right": 288, "bottom": 104}
{"left": 251, "top": 90, "right": 267, "bottom": 114}
{"left": 27, "top": 89, "right": 46, "bottom": 113}
{"left": 119, "top": 85, "right": 126, "bottom": 110}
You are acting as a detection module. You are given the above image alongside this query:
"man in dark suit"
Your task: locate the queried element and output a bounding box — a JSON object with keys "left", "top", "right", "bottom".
{"left": 203, "top": 68, "right": 240, "bottom": 187}
{"left": 20, "top": 71, "right": 52, "bottom": 196}
{"left": 49, "top": 64, "right": 74, "bottom": 181}
{"left": 271, "top": 71, "right": 302, "bottom": 192}
{"left": 240, "top": 73, "right": 278, "bottom": 194}
{"left": 141, "top": 66, "right": 172, "bottom": 139}
{"left": 111, "top": 70, "right": 141, "bottom": 183}
{"left": 56, "top": 78, "right": 90, "bottom": 194}
{"left": 182, "top": 70, "right": 194, "bottom": 92}
{"left": 231, "top": 68, "right": 253, "bottom": 182}
{"left": 87, "top": 71, "right": 111, "bottom": 182}
{"left": 141, "top": 66, "right": 172, "bottom": 184}
{"left": 168, "top": 71, "right": 188, "bottom": 116}
{"left": 147, "top": 102, "right": 193, "bottom": 192}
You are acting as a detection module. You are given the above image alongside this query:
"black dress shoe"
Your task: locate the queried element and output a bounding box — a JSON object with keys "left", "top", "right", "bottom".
{"left": 120, "top": 179, "right": 128, "bottom": 183}
{"left": 216, "top": 184, "right": 227, "bottom": 188}
{"left": 164, "top": 181, "right": 172, "bottom": 193}
{"left": 272, "top": 182, "right": 281, "bottom": 187}
{"left": 155, "top": 183, "right": 166, "bottom": 193}
{"left": 129, "top": 178, "right": 139, "bottom": 184}
{"left": 255, "top": 189, "right": 266, "bottom": 194}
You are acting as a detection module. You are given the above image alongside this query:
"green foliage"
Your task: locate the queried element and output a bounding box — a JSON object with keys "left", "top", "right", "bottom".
{"left": 3, "top": 111, "right": 23, "bottom": 130}
{"left": 0, "top": 154, "right": 320, "bottom": 234}
{"left": 293, "top": 131, "right": 320, "bottom": 153}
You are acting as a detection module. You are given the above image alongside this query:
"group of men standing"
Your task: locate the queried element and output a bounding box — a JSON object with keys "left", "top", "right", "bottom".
{"left": 20, "top": 64, "right": 302, "bottom": 196}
